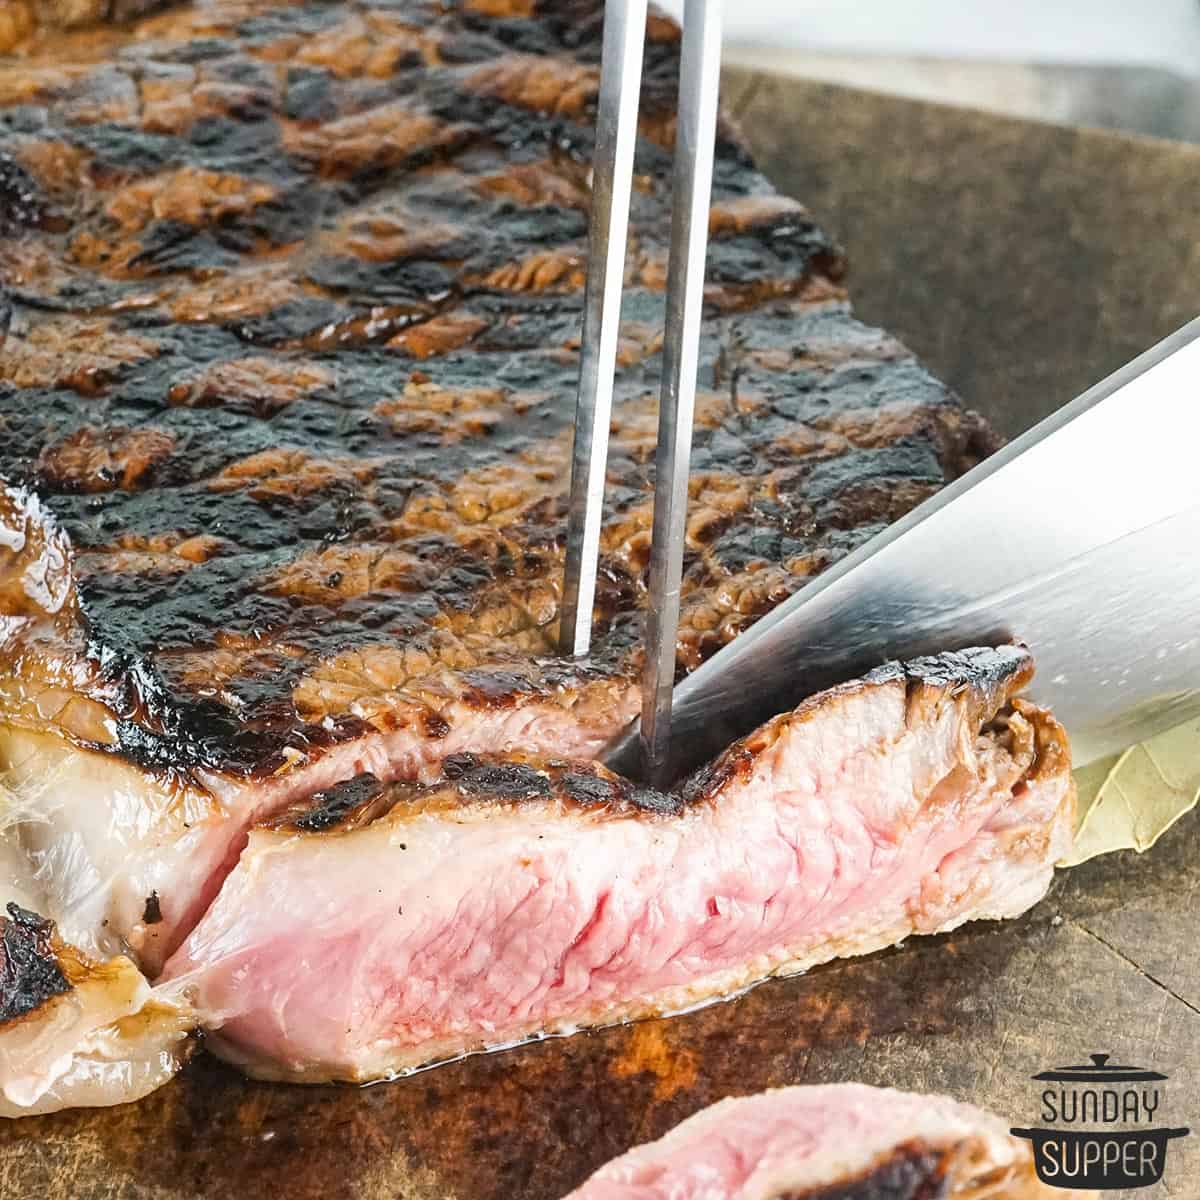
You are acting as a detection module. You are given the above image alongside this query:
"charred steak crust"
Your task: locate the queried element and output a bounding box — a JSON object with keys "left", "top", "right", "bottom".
{"left": 0, "top": 903, "right": 71, "bottom": 1025}
{"left": 274, "top": 644, "right": 1035, "bottom": 833}
{"left": 0, "top": 153, "right": 63, "bottom": 236}
{"left": 294, "top": 772, "right": 387, "bottom": 831}
{"left": 141, "top": 891, "right": 163, "bottom": 924}
{"left": 773, "top": 1144, "right": 949, "bottom": 1200}
{"left": 0, "top": 0, "right": 999, "bottom": 783}
{"left": 443, "top": 751, "right": 680, "bottom": 813}
{"left": 274, "top": 754, "right": 679, "bottom": 830}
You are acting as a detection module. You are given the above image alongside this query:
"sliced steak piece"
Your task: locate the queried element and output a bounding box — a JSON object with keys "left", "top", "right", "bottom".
{"left": 162, "top": 646, "right": 1073, "bottom": 1083}
{"left": 0, "top": 836, "right": 192, "bottom": 1117}
{"left": 560, "top": 1083, "right": 1090, "bottom": 1199}
{"left": 0, "top": 0, "right": 995, "bottom": 974}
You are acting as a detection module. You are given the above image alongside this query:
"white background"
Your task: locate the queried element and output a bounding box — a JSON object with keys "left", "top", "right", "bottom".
{"left": 655, "top": 0, "right": 1200, "bottom": 77}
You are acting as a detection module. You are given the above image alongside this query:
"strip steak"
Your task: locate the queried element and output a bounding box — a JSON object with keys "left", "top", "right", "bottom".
{"left": 0, "top": 0, "right": 1070, "bottom": 1105}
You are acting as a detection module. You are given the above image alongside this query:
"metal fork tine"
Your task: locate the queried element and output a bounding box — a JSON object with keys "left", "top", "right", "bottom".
{"left": 640, "top": 0, "right": 723, "bottom": 786}
{"left": 559, "top": 0, "right": 649, "bottom": 658}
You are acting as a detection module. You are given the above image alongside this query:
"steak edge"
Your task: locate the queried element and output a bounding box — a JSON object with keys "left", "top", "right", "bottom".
{"left": 0, "top": 834, "right": 192, "bottom": 1118}
{"left": 162, "top": 646, "right": 1073, "bottom": 1084}
{"left": 560, "top": 1083, "right": 1092, "bottom": 1199}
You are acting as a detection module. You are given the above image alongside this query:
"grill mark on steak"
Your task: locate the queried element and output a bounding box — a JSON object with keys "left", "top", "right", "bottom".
{"left": 293, "top": 772, "right": 387, "bottom": 832}
{"left": 772, "top": 1144, "right": 949, "bottom": 1200}
{"left": 0, "top": 904, "right": 72, "bottom": 1025}
{"left": 0, "top": 150, "right": 65, "bottom": 235}
{"left": 0, "top": 0, "right": 998, "bottom": 784}
{"left": 273, "top": 645, "right": 1033, "bottom": 834}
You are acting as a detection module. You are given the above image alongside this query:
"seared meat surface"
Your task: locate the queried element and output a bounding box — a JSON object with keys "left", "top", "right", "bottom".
{"left": 163, "top": 647, "right": 1073, "bottom": 1083}
{"left": 560, "top": 1084, "right": 1090, "bottom": 1199}
{"left": 0, "top": 0, "right": 989, "bottom": 771}
{"left": 0, "top": 0, "right": 993, "bottom": 973}
{"left": 0, "top": 0, "right": 1069, "bottom": 1108}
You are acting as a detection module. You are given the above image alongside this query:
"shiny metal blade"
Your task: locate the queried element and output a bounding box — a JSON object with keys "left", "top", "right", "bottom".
{"left": 639, "top": 0, "right": 723, "bottom": 787}
{"left": 559, "top": 0, "right": 648, "bottom": 658}
{"left": 608, "top": 317, "right": 1200, "bottom": 782}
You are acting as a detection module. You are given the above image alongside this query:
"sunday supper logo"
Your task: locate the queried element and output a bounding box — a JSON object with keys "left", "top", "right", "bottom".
{"left": 1010, "top": 1053, "right": 1189, "bottom": 1190}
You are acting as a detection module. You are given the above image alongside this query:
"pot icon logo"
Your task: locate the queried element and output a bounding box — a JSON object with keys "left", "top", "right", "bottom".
{"left": 1011, "top": 1053, "right": 1189, "bottom": 1190}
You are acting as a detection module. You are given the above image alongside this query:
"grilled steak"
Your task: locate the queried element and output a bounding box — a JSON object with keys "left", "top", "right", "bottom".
{"left": 0, "top": 0, "right": 997, "bottom": 976}
{"left": 0, "top": 0, "right": 1070, "bottom": 1104}
{"left": 560, "top": 1084, "right": 1091, "bottom": 1199}
{"left": 162, "top": 647, "right": 1072, "bottom": 1082}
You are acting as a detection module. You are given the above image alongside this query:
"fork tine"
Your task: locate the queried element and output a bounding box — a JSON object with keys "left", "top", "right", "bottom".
{"left": 559, "top": 0, "right": 649, "bottom": 658}
{"left": 640, "top": 0, "right": 723, "bottom": 786}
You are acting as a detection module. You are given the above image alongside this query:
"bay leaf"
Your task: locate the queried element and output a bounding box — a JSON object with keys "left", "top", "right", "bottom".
{"left": 1060, "top": 717, "right": 1200, "bottom": 866}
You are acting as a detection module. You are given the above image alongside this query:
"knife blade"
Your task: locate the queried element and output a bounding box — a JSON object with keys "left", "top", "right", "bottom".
{"left": 605, "top": 317, "right": 1200, "bottom": 782}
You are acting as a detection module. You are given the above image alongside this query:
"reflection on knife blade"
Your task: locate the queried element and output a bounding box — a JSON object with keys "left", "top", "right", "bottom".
{"left": 606, "top": 317, "right": 1200, "bottom": 781}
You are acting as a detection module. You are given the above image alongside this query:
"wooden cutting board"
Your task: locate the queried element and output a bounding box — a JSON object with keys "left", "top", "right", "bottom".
{"left": 4, "top": 72, "right": 1199, "bottom": 1200}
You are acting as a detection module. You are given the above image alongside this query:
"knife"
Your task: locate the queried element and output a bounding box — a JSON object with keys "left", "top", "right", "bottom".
{"left": 605, "top": 317, "right": 1200, "bottom": 782}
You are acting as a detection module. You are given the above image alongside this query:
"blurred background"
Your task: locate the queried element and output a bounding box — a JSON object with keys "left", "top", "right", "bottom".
{"left": 657, "top": 0, "right": 1200, "bottom": 142}
{"left": 648, "top": 0, "right": 1200, "bottom": 436}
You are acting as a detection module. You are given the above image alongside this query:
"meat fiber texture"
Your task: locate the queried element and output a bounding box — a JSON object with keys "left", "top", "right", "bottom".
{"left": 0, "top": 0, "right": 1073, "bottom": 1110}
{"left": 561, "top": 1083, "right": 1094, "bottom": 1199}
{"left": 162, "top": 647, "right": 1074, "bottom": 1083}
{"left": 0, "top": 0, "right": 997, "bottom": 981}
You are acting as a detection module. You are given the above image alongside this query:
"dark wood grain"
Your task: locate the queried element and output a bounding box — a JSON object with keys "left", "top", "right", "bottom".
{"left": 4, "top": 71, "right": 1199, "bottom": 1200}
